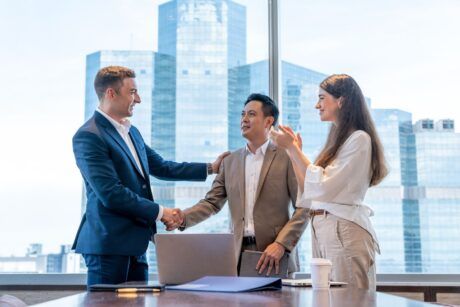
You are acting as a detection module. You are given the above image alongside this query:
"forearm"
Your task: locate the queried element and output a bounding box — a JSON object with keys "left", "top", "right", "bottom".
{"left": 92, "top": 181, "right": 160, "bottom": 224}
{"left": 286, "top": 145, "right": 310, "bottom": 191}
{"left": 183, "top": 200, "right": 224, "bottom": 228}
{"left": 275, "top": 208, "right": 309, "bottom": 251}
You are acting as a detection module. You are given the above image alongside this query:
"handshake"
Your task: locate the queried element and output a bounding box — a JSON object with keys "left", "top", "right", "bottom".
{"left": 161, "top": 207, "right": 186, "bottom": 231}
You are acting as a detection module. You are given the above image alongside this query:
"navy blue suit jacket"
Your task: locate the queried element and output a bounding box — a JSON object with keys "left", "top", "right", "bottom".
{"left": 72, "top": 111, "right": 207, "bottom": 256}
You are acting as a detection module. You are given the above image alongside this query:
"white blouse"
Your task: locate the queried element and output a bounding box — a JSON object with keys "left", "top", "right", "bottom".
{"left": 297, "top": 130, "right": 380, "bottom": 253}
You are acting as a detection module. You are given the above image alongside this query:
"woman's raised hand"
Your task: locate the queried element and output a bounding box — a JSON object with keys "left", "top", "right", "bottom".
{"left": 270, "top": 125, "right": 302, "bottom": 150}
{"left": 280, "top": 125, "right": 303, "bottom": 150}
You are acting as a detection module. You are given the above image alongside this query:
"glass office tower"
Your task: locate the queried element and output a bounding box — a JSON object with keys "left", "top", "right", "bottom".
{"left": 228, "top": 60, "right": 329, "bottom": 270}
{"left": 414, "top": 119, "right": 460, "bottom": 272}
{"left": 83, "top": 2, "right": 460, "bottom": 274}
{"left": 148, "top": 0, "right": 247, "bottom": 272}
{"left": 228, "top": 60, "right": 329, "bottom": 156}
{"left": 151, "top": 0, "right": 246, "bottom": 233}
{"left": 369, "top": 109, "right": 415, "bottom": 272}
{"left": 84, "top": 50, "right": 157, "bottom": 272}
{"left": 85, "top": 51, "right": 155, "bottom": 143}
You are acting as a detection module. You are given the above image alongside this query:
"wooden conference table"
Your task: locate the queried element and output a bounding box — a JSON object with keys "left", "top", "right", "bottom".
{"left": 34, "top": 286, "right": 435, "bottom": 306}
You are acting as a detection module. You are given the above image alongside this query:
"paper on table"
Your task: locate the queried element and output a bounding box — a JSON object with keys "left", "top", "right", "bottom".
{"left": 166, "top": 276, "right": 282, "bottom": 293}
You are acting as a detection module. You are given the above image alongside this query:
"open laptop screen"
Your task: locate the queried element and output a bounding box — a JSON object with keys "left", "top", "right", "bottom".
{"left": 155, "top": 233, "right": 238, "bottom": 285}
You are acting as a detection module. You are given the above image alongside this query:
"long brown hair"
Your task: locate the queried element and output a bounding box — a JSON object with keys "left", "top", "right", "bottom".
{"left": 315, "top": 74, "right": 388, "bottom": 186}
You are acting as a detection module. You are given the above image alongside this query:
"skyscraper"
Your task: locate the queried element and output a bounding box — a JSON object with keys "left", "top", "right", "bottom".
{"left": 228, "top": 60, "right": 329, "bottom": 155}
{"left": 82, "top": 1, "right": 460, "bottom": 275}
{"left": 84, "top": 50, "right": 157, "bottom": 272}
{"left": 413, "top": 119, "right": 460, "bottom": 272}
{"left": 85, "top": 51, "right": 155, "bottom": 141}
{"left": 152, "top": 0, "right": 247, "bottom": 233}
{"left": 370, "top": 109, "right": 414, "bottom": 272}
{"left": 228, "top": 60, "right": 330, "bottom": 270}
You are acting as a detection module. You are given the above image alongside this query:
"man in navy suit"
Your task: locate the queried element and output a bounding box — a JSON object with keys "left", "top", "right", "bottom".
{"left": 72, "top": 66, "right": 228, "bottom": 287}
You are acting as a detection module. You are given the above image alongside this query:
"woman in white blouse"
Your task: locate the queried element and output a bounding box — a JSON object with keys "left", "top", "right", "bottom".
{"left": 271, "top": 74, "right": 388, "bottom": 290}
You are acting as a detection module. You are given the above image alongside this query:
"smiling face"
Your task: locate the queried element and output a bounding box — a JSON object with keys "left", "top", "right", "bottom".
{"left": 103, "top": 77, "right": 141, "bottom": 121}
{"left": 112, "top": 77, "right": 140, "bottom": 118}
{"left": 315, "top": 87, "right": 341, "bottom": 123}
{"left": 240, "top": 100, "right": 274, "bottom": 142}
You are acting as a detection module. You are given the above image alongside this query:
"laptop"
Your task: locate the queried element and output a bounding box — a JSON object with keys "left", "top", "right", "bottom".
{"left": 155, "top": 233, "right": 238, "bottom": 285}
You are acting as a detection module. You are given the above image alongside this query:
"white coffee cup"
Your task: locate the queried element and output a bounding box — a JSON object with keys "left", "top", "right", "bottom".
{"left": 310, "top": 258, "right": 332, "bottom": 289}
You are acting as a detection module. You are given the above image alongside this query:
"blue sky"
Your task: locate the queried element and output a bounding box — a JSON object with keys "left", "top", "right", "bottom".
{"left": 0, "top": 0, "right": 459, "bottom": 256}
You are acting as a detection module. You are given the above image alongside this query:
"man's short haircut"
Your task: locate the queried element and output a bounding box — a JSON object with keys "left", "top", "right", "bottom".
{"left": 94, "top": 66, "right": 136, "bottom": 101}
{"left": 244, "top": 93, "right": 279, "bottom": 126}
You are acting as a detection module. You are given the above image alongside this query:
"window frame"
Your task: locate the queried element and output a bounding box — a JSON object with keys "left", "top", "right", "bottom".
{"left": 1, "top": 0, "right": 457, "bottom": 282}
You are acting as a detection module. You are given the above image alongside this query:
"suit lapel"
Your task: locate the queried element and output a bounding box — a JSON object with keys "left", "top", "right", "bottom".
{"left": 254, "top": 142, "right": 277, "bottom": 202}
{"left": 95, "top": 112, "right": 145, "bottom": 178}
{"left": 129, "top": 131, "right": 149, "bottom": 180}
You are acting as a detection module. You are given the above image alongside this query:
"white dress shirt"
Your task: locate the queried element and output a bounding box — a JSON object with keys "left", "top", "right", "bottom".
{"left": 244, "top": 139, "right": 270, "bottom": 236}
{"left": 296, "top": 130, "right": 380, "bottom": 252}
{"left": 96, "top": 108, "right": 164, "bottom": 221}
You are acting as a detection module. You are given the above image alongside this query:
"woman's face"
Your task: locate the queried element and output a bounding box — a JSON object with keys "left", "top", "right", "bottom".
{"left": 315, "top": 88, "right": 341, "bottom": 123}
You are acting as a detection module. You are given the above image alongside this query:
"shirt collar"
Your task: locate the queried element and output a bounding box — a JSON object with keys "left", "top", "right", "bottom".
{"left": 245, "top": 139, "right": 270, "bottom": 156}
{"left": 96, "top": 108, "right": 131, "bottom": 133}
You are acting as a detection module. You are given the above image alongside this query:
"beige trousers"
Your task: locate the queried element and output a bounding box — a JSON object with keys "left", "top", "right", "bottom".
{"left": 311, "top": 213, "right": 376, "bottom": 290}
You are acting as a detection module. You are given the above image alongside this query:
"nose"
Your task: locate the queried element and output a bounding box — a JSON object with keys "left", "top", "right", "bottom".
{"left": 315, "top": 101, "right": 320, "bottom": 109}
{"left": 134, "top": 93, "right": 141, "bottom": 104}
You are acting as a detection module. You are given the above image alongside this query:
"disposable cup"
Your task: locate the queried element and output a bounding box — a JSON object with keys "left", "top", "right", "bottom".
{"left": 310, "top": 258, "right": 332, "bottom": 289}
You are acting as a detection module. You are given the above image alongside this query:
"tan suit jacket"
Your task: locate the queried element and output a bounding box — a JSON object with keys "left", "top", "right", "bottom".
{"left": 182, "top": 142, "right": 309, "bottom": 272}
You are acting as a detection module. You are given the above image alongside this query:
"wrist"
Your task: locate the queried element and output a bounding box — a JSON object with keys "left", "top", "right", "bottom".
{"left": 286, "top": 143, "right": 297, "bottom": 153}
{"left": 207, "top": 163, "right": 214, "bottom": 175}
{"left": 275, "top": 241, "right": 287, "bottom": 252}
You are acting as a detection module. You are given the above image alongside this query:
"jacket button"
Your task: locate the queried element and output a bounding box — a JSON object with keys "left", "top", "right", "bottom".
{"left": 142, "top": 184, "right": 147, "bottom": 189}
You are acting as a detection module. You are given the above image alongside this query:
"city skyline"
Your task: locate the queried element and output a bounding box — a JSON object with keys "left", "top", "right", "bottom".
{"left": 79, "top": 0, "right": 459, "bottom": 274}
{"left": 1, "top": 0, "right": 459, "bottom": 270}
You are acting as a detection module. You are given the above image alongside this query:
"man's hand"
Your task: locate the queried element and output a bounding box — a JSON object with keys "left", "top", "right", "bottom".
{"left": 256, "top": 242, "right": 286, "bottom": 276}
{"left": 161, "top": 208, "right": 185, "bottom": 231}
{"left": 211, "top": 151, "right": 231, "bottom": 174}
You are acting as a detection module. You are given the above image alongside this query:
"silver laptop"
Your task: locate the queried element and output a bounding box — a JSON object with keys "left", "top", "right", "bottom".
{"left": 155, "top": 233, "right": 238, "bottom": 285}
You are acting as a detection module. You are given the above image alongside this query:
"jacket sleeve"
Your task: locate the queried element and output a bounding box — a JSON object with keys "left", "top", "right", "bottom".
{"left": 182, "top": 159, "right": 228, "bottom": 228}
{"left": 144, "top": 144, "right": 207, "bottom": 181}
{"left": 73, "top": 130, "right": 159, "bottom": 225}
{"left": 275, "top": 159, "right": 309, "bottom": 252}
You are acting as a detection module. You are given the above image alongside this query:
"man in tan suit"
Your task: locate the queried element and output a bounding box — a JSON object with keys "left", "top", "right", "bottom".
{"left": 165, "top": 93, "right": 308, "bottom": 275}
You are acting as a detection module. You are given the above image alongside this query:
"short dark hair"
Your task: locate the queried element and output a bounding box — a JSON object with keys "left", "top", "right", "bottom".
{"left": 244, "top": 93, "right": 279, "bottom": 126}
{"left": 94, "top": 66, "right": 136, "bottom": 101}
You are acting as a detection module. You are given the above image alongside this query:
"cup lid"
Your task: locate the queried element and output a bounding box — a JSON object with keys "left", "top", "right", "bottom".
{"left": 310, "top": 258, "right": 332, "bottom": 266}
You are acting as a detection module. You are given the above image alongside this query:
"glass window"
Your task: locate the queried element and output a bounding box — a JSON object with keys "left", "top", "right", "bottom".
{"left": 280, "top": 0, "right": 460, "bottom": 273}
{"left": 0, "top": 0, "right": 268, "bottom": 274}
{"left": 149, "top": 0, "right": 269, "bottom": 273}
{"left": 2, "top": 0, "right": 458, "bottom": 276}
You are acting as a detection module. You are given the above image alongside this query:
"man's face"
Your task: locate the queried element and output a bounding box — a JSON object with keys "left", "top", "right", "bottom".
{"left": 110, "top": 77, "right": 141, "bottom": 118}
{"left": 240, "top": 100, "right": 273, "bottom": 141}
